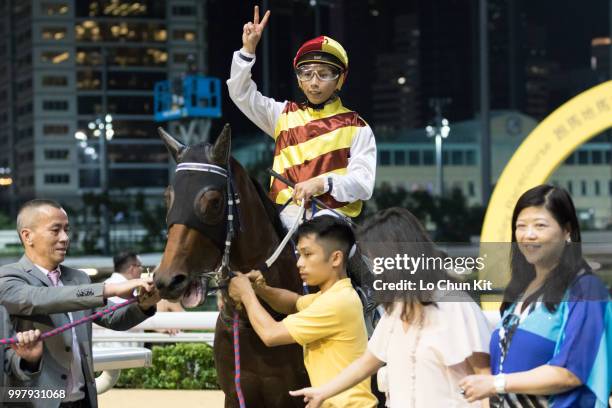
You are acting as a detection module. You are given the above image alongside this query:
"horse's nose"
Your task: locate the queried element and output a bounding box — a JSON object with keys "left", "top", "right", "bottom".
{"left": 168, "top": 274, "right": 188, "bottom": 291}
{"left": 155, "top": 273, "right": 189, "bottom": 299}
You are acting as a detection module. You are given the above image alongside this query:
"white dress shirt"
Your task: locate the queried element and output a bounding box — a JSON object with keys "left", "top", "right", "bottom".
{"left": 35, "top": 264, "right": 85, "bottom": 403}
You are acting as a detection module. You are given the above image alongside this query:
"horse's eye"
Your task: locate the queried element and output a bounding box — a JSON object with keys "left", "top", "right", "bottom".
{"left": 194, "top": 189, "right": 225, "bottom": 225}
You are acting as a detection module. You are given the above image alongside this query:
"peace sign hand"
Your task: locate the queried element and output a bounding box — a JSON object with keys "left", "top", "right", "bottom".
{"left": 242, "top": 5, "right": 271, "bottom": 54}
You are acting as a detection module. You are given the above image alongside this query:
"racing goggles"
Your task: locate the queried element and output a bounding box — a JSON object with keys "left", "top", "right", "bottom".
{"left": 295, "top": 64, "right": 341, "bottom": 82}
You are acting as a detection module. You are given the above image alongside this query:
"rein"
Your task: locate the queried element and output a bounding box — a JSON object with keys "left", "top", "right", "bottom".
{"left": 1, "top": 298, "right": 137, "bottom": 346}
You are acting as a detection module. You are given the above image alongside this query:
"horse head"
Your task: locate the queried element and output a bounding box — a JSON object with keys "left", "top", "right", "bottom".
{"left": 154, "top": 125, "right": 310, "bottom": 406}
{"left": 154, "top": 124, "right": 235, "bottom": 306}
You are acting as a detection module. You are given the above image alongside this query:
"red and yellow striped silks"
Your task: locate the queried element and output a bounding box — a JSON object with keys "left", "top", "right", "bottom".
{"left": 270, "top": 98, "right": 366, "bottom": 218}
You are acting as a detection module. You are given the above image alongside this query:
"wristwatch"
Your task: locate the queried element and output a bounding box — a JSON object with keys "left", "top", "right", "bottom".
{"left": 493, "top": 374, "right": 507, "bottom": 394}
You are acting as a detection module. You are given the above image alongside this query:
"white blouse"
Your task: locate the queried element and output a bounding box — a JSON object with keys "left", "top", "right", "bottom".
{"left": 368, "top": 299, "right": 492, "bottom": 408}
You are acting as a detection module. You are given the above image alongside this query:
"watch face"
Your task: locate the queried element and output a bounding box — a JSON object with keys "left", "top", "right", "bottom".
{"left": 494, "top": 374, "right": 506, "bottom": 393}
{"left": 506, "top": 116, "right": 522, "bottom": 136}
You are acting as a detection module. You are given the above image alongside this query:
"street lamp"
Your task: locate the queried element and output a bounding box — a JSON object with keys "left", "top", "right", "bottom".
{"left": 425, "top": 98, "right": 451, "bottom": 196}
{"left": 75, "top": 114, "right": 114, "bottom": 254}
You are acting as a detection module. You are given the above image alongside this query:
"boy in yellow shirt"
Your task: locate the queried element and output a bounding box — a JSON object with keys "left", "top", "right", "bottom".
{"left": 228, "top": 216, "right": 377, "bottom": 408}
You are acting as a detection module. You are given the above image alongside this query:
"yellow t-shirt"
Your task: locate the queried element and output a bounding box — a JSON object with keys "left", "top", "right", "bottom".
{"left": 282, "top": 278, "right": 377, "bottom": 408}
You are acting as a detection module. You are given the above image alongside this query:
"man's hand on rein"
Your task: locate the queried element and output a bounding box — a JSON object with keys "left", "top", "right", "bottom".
{"left": 135, "top": 276, "right": 161, "bottom": 310}
{"left": 228, "top": 272, "right": 254, "bottom": 303}
{"left": 12, "top": 329, "right": 43, "bottom": 369}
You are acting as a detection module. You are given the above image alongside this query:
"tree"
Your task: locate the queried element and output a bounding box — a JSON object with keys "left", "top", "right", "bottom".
{"left": 371, "top": 186, "right": 484, "bottom": 242}
{"left": 136, "top": 192, "right": 166, "bottom": 252}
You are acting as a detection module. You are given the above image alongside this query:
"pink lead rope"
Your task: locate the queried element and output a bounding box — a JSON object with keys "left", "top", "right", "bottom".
{"left": 233, "top": 310, "right": 246, "bottom": 408}
{"left": 0, "top": 298, "right": 137, "bottom": 345}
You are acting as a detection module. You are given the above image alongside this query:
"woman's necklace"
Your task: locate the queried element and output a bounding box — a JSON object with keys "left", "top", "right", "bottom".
{"left": 408, "top": 311, "right": 426, "bottom": 408}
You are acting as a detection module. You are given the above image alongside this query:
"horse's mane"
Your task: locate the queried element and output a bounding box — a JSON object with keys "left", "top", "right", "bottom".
{"left": 248, "top": 175, "right": 287, "bottom": 241}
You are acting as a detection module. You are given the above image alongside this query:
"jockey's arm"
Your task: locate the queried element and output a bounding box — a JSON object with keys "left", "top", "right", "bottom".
{"left": 226, "top": 49, "right": 286, "bottom": 138}
{"left": 241, "top": 286, "right": 296, "bottom": 347}
{"left": 318, "top": 125, "right": 376, "bottom": 203}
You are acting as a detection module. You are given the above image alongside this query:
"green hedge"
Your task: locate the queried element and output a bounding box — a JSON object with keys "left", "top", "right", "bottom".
{"left": 115, "top": 343, "right": 218, "bottom": 389}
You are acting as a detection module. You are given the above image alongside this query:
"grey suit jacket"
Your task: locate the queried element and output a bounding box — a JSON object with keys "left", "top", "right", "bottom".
{"left": 0, "top": 255, "right": 155, "bottom": 408}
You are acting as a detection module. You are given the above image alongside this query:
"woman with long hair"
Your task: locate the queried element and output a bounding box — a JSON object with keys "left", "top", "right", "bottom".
{"left": 460, "top": 184, "right": 612, "bottom": 407}
{"left": 291, "top": 207, "right": 492, "bottom": 407}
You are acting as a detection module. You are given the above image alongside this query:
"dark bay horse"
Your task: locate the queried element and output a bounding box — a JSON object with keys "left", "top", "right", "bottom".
{"left": 153, "top": 124, "right": 309, "bottom": 407}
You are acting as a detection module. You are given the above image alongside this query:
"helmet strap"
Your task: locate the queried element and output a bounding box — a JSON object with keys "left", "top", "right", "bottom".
{"left": 303, "top": 93, "right": 339, "bottom": 110}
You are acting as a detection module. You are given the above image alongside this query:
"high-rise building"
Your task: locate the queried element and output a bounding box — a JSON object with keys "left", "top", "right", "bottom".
{"left": 371, "top": 14, "right": 421, "bottom": 132}
{"left": 0, "top": 0, "right": 205, "bottom": 212}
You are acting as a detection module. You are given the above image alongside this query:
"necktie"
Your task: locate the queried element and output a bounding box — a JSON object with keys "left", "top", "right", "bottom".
{"left": 48, "top": 268, "right": 61, "bottom": 287}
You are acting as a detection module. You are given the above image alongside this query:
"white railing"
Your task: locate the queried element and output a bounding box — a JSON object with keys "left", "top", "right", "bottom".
{"left": 92, "top": 312, "right": 218, "bottom": 345}
{"left": 129, "top": 312, "right": 219, "bottom": 331}
{"left": 94, "top": 332, "right": 215, "bottom": 345}
{"left": 92, "top": 312, "right": 218, "bottom": 393}
{"left": 93, "top": 347, "right": 152, "bottom": 394}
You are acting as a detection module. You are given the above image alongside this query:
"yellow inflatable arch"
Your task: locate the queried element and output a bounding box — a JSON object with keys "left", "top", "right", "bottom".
{"left": 481, "top": 80, "right": 612, "bottom": 243}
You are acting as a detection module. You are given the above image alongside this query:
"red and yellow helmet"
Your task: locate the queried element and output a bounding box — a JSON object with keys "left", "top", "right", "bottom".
{"left": 293, "top": 36, "right": 349, "bottom": 90}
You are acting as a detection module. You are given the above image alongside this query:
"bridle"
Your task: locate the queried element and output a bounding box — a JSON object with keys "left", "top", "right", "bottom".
{"left": 172, "top": 161, "right": 241, "bottom": 296}
{"left": 170, "top": 161, "right": 305, "bottom": 303}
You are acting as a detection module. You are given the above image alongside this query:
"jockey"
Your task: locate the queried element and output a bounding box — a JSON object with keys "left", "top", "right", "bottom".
{"left": 227, "top": 6, "right": 376, "bottom": 230}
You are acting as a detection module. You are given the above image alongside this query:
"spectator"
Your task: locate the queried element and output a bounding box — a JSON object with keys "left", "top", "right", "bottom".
{"left": 459, "top": 185, "right": 612, "bottom": 407}
{"left": 98, "top": 252, "right": 184, "bottom": 347}
{"left": 0, "top": 199, "right": 158, "bottom": 407}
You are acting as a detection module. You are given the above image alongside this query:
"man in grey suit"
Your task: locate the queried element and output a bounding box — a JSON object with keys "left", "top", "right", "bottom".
{"left": 0, "top": 199, "right": 160, "bottom": 407}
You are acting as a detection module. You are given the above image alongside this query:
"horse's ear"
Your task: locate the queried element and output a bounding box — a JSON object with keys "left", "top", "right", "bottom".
{"left": 158, "top": 127, "right": 185, "bottom": 162}
{"left": 210, "top": 124, "right": 231, "bottom": 165}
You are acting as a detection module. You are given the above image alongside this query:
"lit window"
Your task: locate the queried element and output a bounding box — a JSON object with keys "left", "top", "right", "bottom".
{"left": 173, "top": 29, "right": 196, "bottom": 41}
{"left": 77, "top": 71, "right": 101, "bottom": 89}
{"left": 76, "top": 49, "right": 102, "bottom": 65}
{"left": 41, "top": 3, "right": 68, "bottom": 16}
{"left": 154, "top": 29, "right": 167, "bottom": 42}
{"left": 148, "top": 48, "right": 168, "bottom": 64}
{"left": 42, "top": 27, "right": 67, "bottom": 40}
{"left": 41, "top": 51, "right": 69, "bottom": 64}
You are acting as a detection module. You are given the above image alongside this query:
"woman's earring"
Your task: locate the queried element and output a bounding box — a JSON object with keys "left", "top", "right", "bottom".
{"left": 566, "top": 237, "right": 571, "bottom": 243}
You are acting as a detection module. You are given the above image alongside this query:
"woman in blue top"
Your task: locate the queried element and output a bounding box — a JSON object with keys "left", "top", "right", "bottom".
{"left": 459, "top": 184, "right": 611, "bottom": 407}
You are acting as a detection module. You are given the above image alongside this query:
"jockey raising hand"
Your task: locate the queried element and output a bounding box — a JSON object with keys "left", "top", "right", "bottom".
{"left": 228, "top": 5, "right": 376, "bottom": 229}
{"left": 242, "top": 6, "right": 270, "bottom": 54}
